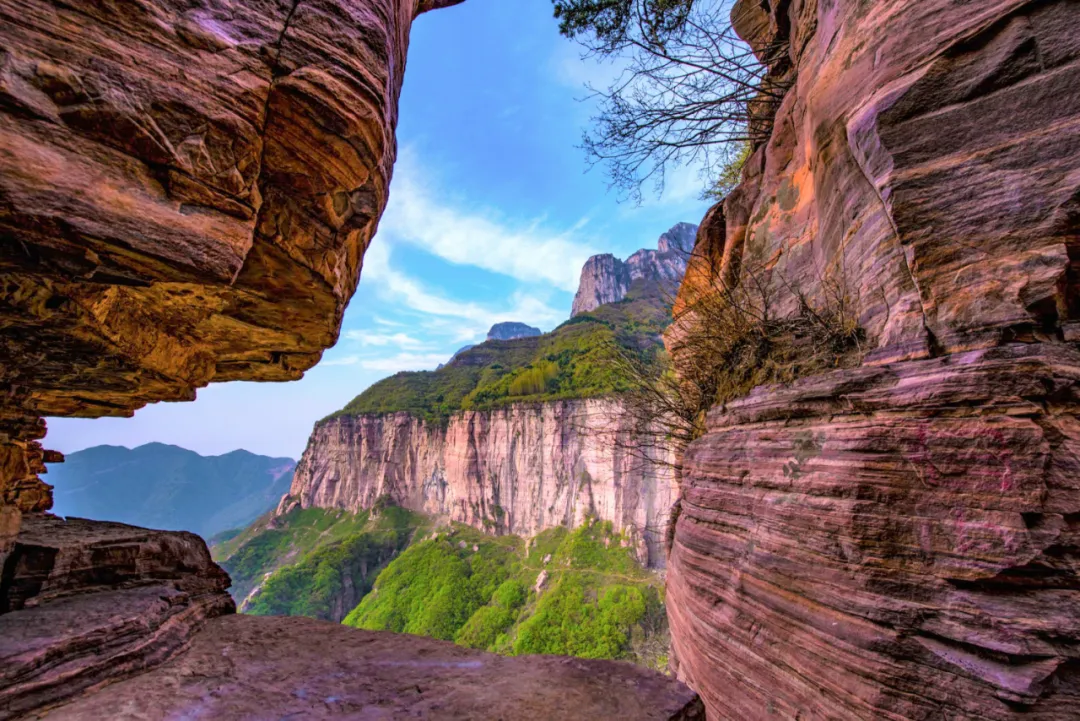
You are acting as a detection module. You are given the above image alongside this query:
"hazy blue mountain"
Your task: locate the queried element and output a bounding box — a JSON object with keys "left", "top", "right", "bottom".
{"left": 486, "top": 322, "right": 541, "bottom": 340}
{"left": 47, "top": 443, "right": 296, "bottom": 539}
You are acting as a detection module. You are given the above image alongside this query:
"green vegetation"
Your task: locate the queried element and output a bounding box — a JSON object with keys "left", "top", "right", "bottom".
{"left": 328, "top": 281, "right": 671, "bottom": 423}
{"left": 214, "top": 506, "right": 428, "bottom": 621}
{"left": 343, "top": 519, "right": 668, "bottom": 670}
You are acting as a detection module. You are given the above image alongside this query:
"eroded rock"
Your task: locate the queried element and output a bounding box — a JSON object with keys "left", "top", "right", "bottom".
{"left": 0, "top": 514, "right": 234, "bottom": 718}
{"left": 36, "top": 614, "right": 704, "bottom": 720}
{"left": 0, "top": 0, "right": 463, "bottom": 544}
{"left": 279, "top": 399, "right": 676, "bottom": 566}
{"left": 667, "top": 0, "right": 1080, "bottom": 718}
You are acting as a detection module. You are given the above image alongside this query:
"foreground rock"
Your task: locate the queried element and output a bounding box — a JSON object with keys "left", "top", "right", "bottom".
{"left": 668, "top": 0, "right": 1080, "bottom": 718}
{"left": 279, "top": 399, "right": 677, "bottom": 566}
{"left": 0, "top": 0, "right": 462, "bottom": 562}
{"left": 0, "top": 514, "right": 234, "bottom": 718}
{"left": 37, "top": 615, "right": 704, "bottom": 720}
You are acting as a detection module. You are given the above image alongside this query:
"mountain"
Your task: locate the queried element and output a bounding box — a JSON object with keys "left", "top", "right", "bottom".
{"left": 486, "top": 322, "right": 541, "bottom": 341}
{"left": 440, "top": 322, "right": 544, "bottom": 369}
{"left": 47, "top": 443, "right": 296, "bottom": 539}
{"left": 570, "top": 222, "right": 697, "bottom": 317}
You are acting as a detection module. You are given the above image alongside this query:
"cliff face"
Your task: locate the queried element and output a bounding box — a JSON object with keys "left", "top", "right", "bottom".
{"left": 279, "top": 400, "right": 677, "bottom": 566}
{"left": 0, "top": 0, "right": 469, "bottom": 713}
{"left": 571, "top": 222, "right": 697, "bottom": 316}
{"left": 667, "top": 0, "right": 1080, "bottom": 718}
{"left": 0, "top": 0, "right": 462, "bottom": 560}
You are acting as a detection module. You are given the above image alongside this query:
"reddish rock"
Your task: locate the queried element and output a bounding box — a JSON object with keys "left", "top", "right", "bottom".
{"left": 0, "top": 0, "right": 463, "bottom": 548}
{"left": 281, "top": 399, "right": 677, "bottom": 566}
{"left": 668, "top": 0, "right": 1080, "bottom": 718}
{"left": 34, "top": 615, "right": 704, "bottom": 721}
{"left": 0, "top": 514, "right": 233, "bottom": 718}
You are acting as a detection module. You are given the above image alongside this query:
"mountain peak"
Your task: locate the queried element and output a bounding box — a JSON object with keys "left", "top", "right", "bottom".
{"left": 487, "top": 322, "right": 542, "bottom": 341}
{"left": 570, "top": 222, "right": 698, "bottom": 317}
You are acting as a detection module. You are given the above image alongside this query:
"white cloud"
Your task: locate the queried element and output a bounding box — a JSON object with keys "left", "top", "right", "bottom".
{"left": 321, "top": 355, "right": 362, "bottom": 367}
{"left": 359, "top": 353, "right": 452, "bottom": 373}
{"left": 343, "top": 331, "right": 432, "bottom": 350}
{"left": 360, "top": 241, "right": 565, "bottom": 337}
{"left": 379, "top": 150, "right": 597, "bottom": 292}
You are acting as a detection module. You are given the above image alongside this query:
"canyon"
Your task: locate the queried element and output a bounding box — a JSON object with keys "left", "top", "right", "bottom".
{"left": 666, "top": 0, "right": 1080, "bottom": 718}
{"left": 3, "top": 0, "right": 1079, "bottom": 717}
{"left": 279, "top": 399, "right": 677, "bottom": 567}
{"left": 0, "top": 0, "right": 700, "bottom": 717}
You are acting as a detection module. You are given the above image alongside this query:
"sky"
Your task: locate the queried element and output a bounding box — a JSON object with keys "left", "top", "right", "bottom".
{"left": 46, "top": 0, "right": 711, "bottom": 460}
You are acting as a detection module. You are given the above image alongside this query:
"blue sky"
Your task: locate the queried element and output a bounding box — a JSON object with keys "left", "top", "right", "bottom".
{"left": 47, "top": 0, "right": 711, "bottom": 460}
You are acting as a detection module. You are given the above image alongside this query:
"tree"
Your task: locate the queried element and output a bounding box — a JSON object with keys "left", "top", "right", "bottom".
{"left": 552, "top": 0, "right": 785, "bottom": 202}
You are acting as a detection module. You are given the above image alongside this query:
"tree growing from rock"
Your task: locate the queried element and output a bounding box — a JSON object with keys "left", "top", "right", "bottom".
{"left": 552, "top": 0, "right": 784, "bottom": 201}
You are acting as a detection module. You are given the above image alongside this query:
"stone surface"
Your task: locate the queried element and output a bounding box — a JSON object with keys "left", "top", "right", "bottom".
{"left": 0, "top": 0, "right": 463, "bottom": 546}
{"left": 486, "top": 321, "right": 542, "bottom": 341}
{"left": 279, "top": 399, "right": 676, "bottom": 566}
{"left": 667, "top": 0, "right": 1080, "bottom": 718}
{"left": 36, "top": 614, "right": 705, "bottom": 721}
{"left": 571, "top": 222, "right": 697, "bottom": 317}
{"left": 0, "top": 514, "right": 234, "bottom": 718}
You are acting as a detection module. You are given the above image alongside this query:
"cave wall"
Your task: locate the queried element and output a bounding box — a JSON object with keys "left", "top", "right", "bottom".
{"left": 0, "top": 0, "right": 463, "bottom": 564}
{"left": 668, "top": 0, "right": 1080, "bottom": 717}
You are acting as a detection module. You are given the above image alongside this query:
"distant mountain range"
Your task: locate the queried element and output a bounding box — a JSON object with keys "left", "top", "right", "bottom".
{"left": 47, "top": 443, "right": 296, "bottom": 539}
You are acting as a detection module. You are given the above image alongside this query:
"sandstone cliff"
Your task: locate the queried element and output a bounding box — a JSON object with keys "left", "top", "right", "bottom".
{"left": 667, "top": 0, "right": 1080, "bottom": 718}
{"left": 0, "top": 0, "right": 462, "bottom": 561}
{"left": 571, "top": 222, "right": 697, "bottom": 316}
{"left": 278, "top": 400, "right": 677, "bottom": 566}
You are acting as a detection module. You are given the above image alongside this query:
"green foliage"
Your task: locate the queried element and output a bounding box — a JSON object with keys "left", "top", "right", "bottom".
{"left": 512, "top": 577, "right": 648, "bottom": 658}
{"left": 705, "top": 140, "right": 752, "bottom": 201}
{"left": 552, "top": 0, "right": 695, "bottom": 50}
{"left": 245, "top": 524, "right": 413, "bottom": 621}
{"left": 343, "top": 520, "right": 666, "bottom": 669}
{"left": 329, "top": 288, "right": 672, "bottom": 422}
{"left": 217, "top": 506, "right": 426, "bottom": 613}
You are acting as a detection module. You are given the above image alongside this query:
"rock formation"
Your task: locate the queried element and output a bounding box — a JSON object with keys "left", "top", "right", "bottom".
{"left": 0, "top": 0, "right": 706, "bottom": 716}
{"left": 486, "top": 321, "right": 542, "bottom": 341}
{"left": 38, "top": 615, "right": 705, "bottom": 720}
{"left": 571, "top": 222, "right": 697, "bottom": 316}
{"left": 667, "top": 0, "right": 1080, "bottom": 718}
{"left": 0, "top": 514, "right": 234, "bottom": 717}
{"left": 0, "top": 0, "right": 463, "bottom": 565}
{"left": 278, "top": 399, "right": 677, "bottom": 566}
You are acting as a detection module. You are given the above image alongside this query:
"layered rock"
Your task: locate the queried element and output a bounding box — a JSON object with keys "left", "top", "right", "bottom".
{"left": 0, "top": 0, "right": 462, "bottom": 561}
{"left": 39, "top": 614, "right": 704, "bottom": 720}
{"left": 571, "top": 222, "right": 697, "bottom": 316}
{"left": 0, "top": 514, "right": 234, "bottom": 717}
{"left": 667, "top": 0, "right": 1080, "bottom": 718}
{"left": 279, "top": 400, "right": 677, "bottom": 566}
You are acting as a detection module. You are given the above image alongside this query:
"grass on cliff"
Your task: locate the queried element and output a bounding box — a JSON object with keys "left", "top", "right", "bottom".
{"left": 214, "top": 506, "right": 428, "bottom": 619}
{"left": 326, "top": 281, "right": 671, "bottom": 424}
{"left": 342, "top": 519, "right": 668, "bottom": 670}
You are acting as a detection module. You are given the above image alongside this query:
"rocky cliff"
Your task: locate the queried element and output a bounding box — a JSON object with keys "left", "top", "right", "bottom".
{"left": 0, "top": 0, "right": 462, "bottom": 562}
{"left": 278, "top": 400, "right": 677, "bottom": 566}
{"left": 571, "top": 222, "right": 697, "bottom": 316}
{"left": 667, "top": 0, "right": 1080, "bottom": 718}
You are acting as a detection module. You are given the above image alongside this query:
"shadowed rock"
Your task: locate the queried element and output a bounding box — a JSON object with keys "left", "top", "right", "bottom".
{"left": 37, "top": 614, "right": 705, "bottom": 721}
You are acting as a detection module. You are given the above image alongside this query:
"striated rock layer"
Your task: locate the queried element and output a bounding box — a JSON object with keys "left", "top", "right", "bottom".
{"left": 0, "top": 0, "right": 462, "bottom": 562}
{"left": 279, "top": 400, "right": 677, "bottom": 566}
{"left": 0, "top": 514, "right": 234, "bottom": 718}
{"left": 571, "top": 222, "right": 697, "bottom": 317}
{"left": 38, "top": 614, "right": 704, "bottom": 721}
{"left": 668, "top": 0, "right": 1080, "bottom": 718}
